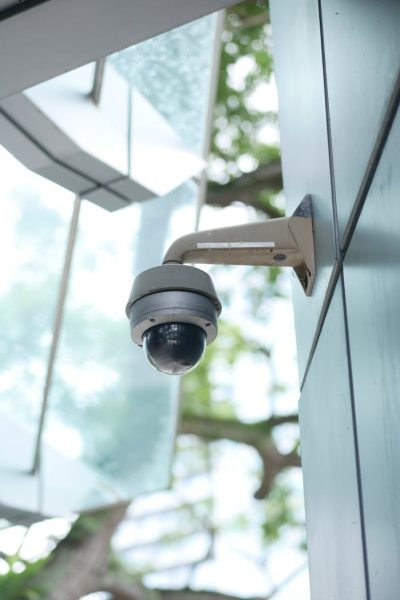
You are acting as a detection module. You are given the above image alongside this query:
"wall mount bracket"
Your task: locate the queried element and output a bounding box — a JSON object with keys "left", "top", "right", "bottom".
{"left": 163, "top": 195, "right": 315, "bottom": 296}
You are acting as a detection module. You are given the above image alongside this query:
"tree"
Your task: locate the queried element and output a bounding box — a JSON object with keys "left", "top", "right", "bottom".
{"left": 0, "top": 2, "right": 306, "bottom": 599}
{"left": 206, "top": 0, "right": 283, "bottom": 219}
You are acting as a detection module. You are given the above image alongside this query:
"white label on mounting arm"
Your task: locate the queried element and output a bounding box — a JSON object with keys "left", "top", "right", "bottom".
{"left": 197, "top": 241, "right": 276, "bottom": 249}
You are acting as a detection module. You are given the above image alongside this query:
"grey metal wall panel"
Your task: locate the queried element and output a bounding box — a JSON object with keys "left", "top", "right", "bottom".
{"left": 300, "top": 281, "right": 367, "bottom": 600}
{"left": 273, "top": 0, "right": 400, "bottom": 594}
{"left": 321, "top": 0, "right": 400, "bottom": 241}
{"left": 270, "top": 0, "right": 336, "bottom": 380}
{"left": 343, "top": 109, "right": 400, "bottom": 599}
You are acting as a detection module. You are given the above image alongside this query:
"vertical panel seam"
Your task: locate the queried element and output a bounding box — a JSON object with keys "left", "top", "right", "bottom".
{"left": 317, "top": 0, "right": 341, "bottom": 259}
{"left": 314, "top": 6, "right": 371, "bottom": 595}
{"left": 299, "top": 0, "right": 344, "bottom": 390}
{"left": 300, "top": 258, "right": 341, "bottom": 390}
{"left": 341, "top": 69, "right": 400, "bottom": 254}
{"left": 299, "top": 64, "right": 400, "bottom": 390}
{"left": 300, "top": 66, "right": 400, "bottom": 391}
{"left": 341, "top": 271, "right": 371, "bottom": 600}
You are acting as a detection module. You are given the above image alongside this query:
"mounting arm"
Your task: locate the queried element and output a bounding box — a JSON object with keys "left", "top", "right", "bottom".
{"left": 163, "top": 195, "right": 315, "bottom": 296}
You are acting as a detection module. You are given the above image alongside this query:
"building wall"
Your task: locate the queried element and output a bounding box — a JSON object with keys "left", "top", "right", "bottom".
{"left": 270, "top": 1, "right": 400, "bottom": 598}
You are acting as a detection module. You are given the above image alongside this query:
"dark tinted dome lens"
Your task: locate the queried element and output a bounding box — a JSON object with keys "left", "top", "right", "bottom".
{"left": 143, "top": 322, "right": 206, "bottom": 375}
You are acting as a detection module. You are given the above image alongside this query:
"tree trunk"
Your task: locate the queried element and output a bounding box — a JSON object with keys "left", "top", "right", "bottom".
{"left": 32, "top": 501, "right": 130, "bottom": 600}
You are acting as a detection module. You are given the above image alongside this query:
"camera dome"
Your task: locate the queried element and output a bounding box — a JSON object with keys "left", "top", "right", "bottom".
{"left": 143, "top": 322, "right": 206, "bottom": 375}
{"left": 126, "top": 264, "right": 221, "bottom": 376}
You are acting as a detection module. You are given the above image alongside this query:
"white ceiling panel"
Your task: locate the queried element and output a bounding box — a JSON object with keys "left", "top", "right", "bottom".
{"left": 0, "top": 0, "right": 237, "bottom": 100}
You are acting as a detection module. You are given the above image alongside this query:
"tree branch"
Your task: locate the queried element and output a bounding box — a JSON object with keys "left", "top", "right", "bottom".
{"left": 101, "top": 574, "right": 151, "bottom": 600}
{"left": 180, "top": 413, "right": 298, "bottom": 445}
{"left": 160, "top": 590, "right": 265, "bottom": 600}
{"left": 226, "top": 12, "right": 269, "bottom": 30}
{"left": 179, "top": 413, "right": 300, "bottom": 500}
{"left": 255, "top": 444, "right": 301, "bottom": 500}
{"left": 228, "top": 0, "right": 270, "bottom": 30}
{"left": 206, "top": 161, "right": 283, "bottom": 219}
{"left": 179, "top": 414, "right": 265, "bottom": 446}
{"left": 100, "top": 565, "right": 308, "bottom": 600}
{"left": 101, "top": 585, "right": 269, "bottom": 600}
{"left": 264, "top": 414, "right": 299, "bottom": 429}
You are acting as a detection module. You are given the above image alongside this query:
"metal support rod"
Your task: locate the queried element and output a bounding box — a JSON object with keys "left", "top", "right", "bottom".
{"left": 91, "top": 57, "right": 106, "bottom": 106}
{"left": 163, "top": 196, "right": 315, "bottom": 296}
{"left": 194, "top": 10, "right": 225, "bottom": 230}
{"left": 31, "top": 195, "right": 82, "bottom": 475}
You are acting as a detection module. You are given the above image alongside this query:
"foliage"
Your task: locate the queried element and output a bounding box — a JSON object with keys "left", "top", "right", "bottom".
{"left": 182, "top": 318, "right": 270, "bottom": 418}
{"left": 262, "top": 478, "right": 304, "bottom": 545}
{"left": 0, "top": 556, "right": 49, "bottom": 600}
{"left": 210, "top": 0, "right": 279, "bottom": 184}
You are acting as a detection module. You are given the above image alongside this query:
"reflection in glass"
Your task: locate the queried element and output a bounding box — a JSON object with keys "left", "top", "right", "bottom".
{"left": 44, "top": 182, "right": 199, "bottom": 506}
{"left": 0, "top": 147, "right": 73, "bottom": 467}
{"left": 109, "top": 14, "right": 218, "bottom": 153}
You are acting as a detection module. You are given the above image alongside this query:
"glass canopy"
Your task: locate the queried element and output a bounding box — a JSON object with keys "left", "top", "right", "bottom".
{"left": 109, "top": 15, "right": 218, "bottom": 154}
{"left": 0, "top": 11, "right": 220, "bottom": 518}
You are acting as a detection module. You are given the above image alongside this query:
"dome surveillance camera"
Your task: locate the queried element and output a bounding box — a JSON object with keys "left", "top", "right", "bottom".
{"left": 125, "top": 264, "right": 222, "bottom": 375}
{"left": 126, "top": 196, "right": 315, "bottom": 375}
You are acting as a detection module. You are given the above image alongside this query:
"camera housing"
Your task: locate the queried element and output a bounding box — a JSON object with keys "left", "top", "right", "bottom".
{"left": 126, "top": 264, "right": 222, "bottom": 375}
{"left": 126, "top": 196, "right": 315, "bottom": 375}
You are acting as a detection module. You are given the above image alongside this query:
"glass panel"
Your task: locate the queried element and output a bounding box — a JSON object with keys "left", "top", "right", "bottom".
{"left": 41, "top": 15, "right": 220, "bottom": 511}
{"left": 0, "top": 12, "right": 219, "bottom": 515}
{"left": 43, "top": 183, "right": 198, "bottom": 511}
{"left": 0, "top": 146, "right": 73, "bottom": 471}
{"left": 109, "top": 13, "right": 218, "bottom": 153}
